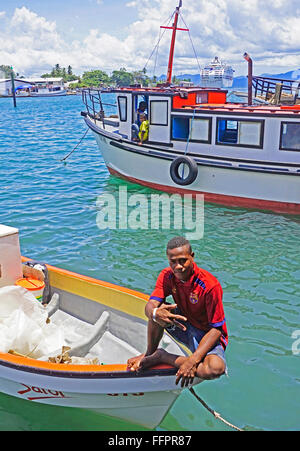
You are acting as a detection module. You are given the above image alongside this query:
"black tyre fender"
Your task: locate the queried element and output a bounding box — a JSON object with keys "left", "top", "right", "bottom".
{"left": 170, "top": 156, "right": 198, "bottom": 186}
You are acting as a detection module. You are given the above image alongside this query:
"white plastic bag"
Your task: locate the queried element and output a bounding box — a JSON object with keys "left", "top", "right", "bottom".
{"left": 0, "top": 285, "right": 65, "bottom": 359}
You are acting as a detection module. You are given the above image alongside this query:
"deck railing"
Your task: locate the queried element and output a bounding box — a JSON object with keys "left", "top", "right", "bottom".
{"left": 252, "top": 76, "right": 300, "bottom": 104}
{"left": 81, "top": 89, "right": 116, "bottom": 127}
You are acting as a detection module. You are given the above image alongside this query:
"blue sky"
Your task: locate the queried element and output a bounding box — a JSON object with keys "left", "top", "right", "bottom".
{"left": 0, "top": 0, "right": 300, "bottom": 78}
{"left": 0, "top": 0, "right": 139, "bottom": 41}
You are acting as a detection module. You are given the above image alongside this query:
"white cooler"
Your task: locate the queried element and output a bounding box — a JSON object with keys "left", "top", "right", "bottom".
{"left": 0, "top": 224, "right": 23, "bottom": 288}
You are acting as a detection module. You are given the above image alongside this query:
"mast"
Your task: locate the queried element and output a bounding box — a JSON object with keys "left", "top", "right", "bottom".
{"left": 161, "top": 1, "right": 188, "bottom": 85}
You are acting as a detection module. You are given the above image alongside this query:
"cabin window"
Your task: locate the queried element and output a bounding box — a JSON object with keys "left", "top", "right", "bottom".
{"left": 172, "top": 116, "right": 211, "bottom": 142}
{"left": 118, "top": 96, "right": 127, "bottom": 122}
{"left": 172, "top": 117, "right": 189, "bottom": 140}
{"left": 280, "top": 122, "right": 300, "bottom": 151}
{"left": 150, "top": 100, "right": 168, "bottom": 126}
{"left": 216, "top": 118, "right": 263, "bottom": 148}
{"left": 196, "top": 92, "right": 208, "bottom": 104}
{"left": 190, "top": 118, "right": 210, "bottom": 141}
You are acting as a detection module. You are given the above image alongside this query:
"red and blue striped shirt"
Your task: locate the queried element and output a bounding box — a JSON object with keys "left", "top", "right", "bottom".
{"left": 149, "top": 262, "right": 228, "bottom": 350}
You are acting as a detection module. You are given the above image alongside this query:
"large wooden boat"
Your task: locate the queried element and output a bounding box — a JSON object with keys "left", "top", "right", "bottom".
{"left": 81, "top": 2, "right": 300, "bottom": 215}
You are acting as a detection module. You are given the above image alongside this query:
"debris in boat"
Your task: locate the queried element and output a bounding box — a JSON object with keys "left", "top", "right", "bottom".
{"left": 48, "top": 346, "right": 99, "bottom": 365}
{"left": 8, "top": 349, "right": 29, "bottom": 358}
{"left": 22, "top": 263, "right": 44, "bottom": 282}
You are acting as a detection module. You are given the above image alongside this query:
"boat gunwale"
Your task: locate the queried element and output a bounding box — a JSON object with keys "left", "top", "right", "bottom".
{"left": 22, "top": 256, "right": 149, "bottom": 301}
{"left": 0, "top": 352, "right": 177, "bottom": 378}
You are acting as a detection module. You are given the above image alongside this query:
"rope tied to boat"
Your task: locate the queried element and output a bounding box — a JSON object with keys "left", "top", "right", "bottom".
{"left": 189, "top": 387, "right": 244, "bottom": 431}
{"left": 60, "top": 128, "right": 89, "bottom": 162}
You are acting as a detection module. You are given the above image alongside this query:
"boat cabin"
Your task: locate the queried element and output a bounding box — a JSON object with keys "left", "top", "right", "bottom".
{"left": 115, "top": 86, "right": 227, "bottom": 145}
{"left": 111, "top": 86, "right": 300, "bottom": 162}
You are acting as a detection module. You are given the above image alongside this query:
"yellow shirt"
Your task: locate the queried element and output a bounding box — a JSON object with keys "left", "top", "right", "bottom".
{"left": 138, "top": 120, "right": 149, "bottom": 142}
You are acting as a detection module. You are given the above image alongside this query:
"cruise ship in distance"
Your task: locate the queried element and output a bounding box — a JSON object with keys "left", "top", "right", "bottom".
{"left": 200, "top": 56, "right": 234, "bottom": 88}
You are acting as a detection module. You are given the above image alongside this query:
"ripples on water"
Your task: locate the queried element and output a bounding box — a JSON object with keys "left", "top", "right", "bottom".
{"left": 0, "top": 95, "right": 299, "bottom": 431}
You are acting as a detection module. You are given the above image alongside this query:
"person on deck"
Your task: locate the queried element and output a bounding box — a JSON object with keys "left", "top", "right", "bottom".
{"left": 127, "top": 236, "right": 228, "bottom": 387}
{"left": 137, "top": 113, "right": 149, "bottom": 145}
{"left": 137, "top": 101, "right": 147, "bottom": 127}
{"left": 132, "top": 101, "right": 148, "bottom": 141}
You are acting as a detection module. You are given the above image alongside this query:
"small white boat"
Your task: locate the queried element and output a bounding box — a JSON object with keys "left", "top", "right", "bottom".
{"left": 28, "top": 78, "right": 66, "bottom": 97}
{"left": 200, "top": 56, "right": 234, "bottom": 88}
{"left": 0, "top": 225, "right": 199, "bottom": 429}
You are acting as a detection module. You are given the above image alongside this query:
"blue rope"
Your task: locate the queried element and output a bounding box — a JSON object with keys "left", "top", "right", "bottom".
{"left": 181, "top": 109, "right": 196, "bottom": 178}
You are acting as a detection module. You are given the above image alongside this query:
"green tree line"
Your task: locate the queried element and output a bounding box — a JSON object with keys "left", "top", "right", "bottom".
{"left": 1, "top": 63, "right": 190, "bottom": 87}
{"left": 40, "top": 65, "right": 190, "bottom": 87}
{"left": 0, "top": 65, "right": 19, "bottom": 78}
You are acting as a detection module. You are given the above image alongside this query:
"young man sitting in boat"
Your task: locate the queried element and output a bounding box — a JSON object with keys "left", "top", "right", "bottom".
{"left": 127, "top": 236, "right": 228, "bottom": 386}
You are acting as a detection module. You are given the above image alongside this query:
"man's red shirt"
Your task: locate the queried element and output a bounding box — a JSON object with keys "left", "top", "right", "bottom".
{"left": 149, "top": 262, "right": 228, "bottom": 350}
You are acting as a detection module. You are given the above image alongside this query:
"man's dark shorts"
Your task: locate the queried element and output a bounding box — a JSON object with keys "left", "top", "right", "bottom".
{"left": 166, "top": 320, "right": 227, "bottom": 368}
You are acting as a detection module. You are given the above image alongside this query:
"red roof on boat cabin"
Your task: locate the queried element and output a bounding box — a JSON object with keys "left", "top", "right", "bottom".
{"left": 112, "top": 86, "right": 300, "bottom": 115}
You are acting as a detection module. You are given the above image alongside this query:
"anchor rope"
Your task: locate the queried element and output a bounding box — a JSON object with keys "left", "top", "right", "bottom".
{"left": 189, "top": 387, "right": 244, "bottom": 432}
{"left": 60, "top": 128, "right": 89, "bottom": 162}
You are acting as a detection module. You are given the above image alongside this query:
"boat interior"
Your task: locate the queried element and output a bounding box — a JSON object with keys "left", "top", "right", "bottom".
{"left": 3, "top": 260, "right": 187, "bottom": 367}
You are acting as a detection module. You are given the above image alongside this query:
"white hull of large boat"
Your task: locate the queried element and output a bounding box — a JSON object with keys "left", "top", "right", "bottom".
{"left": 90, "top": 126, "right": 300, "bottom": 214}
{"left": 200, "top": 76, "right": 233, "bottom": 88}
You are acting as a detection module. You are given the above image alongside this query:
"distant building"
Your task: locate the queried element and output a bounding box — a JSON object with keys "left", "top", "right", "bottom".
{"left": 0, "top": 78, "right": 33, "bottom": 96}
{"left": 0, "top": 77, "right": 66, "bottom": 97}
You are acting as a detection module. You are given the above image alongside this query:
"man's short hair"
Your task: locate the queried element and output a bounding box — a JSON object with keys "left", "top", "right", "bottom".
{"left": 166, "top": 236, "right": 192, "bottom": 254}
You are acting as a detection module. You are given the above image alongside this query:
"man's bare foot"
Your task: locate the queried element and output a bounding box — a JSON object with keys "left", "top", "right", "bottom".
{"left": 138, "top": 348, "right": 168, "bottom": 370}
{"left": 127, "top": 353, "right": 145, "bottom": 371}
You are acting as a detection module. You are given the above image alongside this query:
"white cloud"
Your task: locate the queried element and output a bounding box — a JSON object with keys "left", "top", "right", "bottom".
{"left": 0, "top": 2, "right": 300, "bottom": 77}
{"left": 0, "top": 11, "right": 6, "bottom": 18}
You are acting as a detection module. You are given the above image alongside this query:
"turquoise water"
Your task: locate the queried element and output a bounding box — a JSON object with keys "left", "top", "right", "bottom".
{"left": 0, "top": 95, "right": 299, "bottom": 431}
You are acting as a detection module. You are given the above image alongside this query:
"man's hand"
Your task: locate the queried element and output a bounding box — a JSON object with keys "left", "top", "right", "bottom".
{"left": 154, "top": 304, "right": 187, "bottom": 331}
{"left": 175, "top": 356, "right": 198, "bottom": 387}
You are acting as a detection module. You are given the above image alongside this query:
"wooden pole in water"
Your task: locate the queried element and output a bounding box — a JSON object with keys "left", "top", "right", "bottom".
{"left": 10, "top": 67, "right": 17, "bottom": 108}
